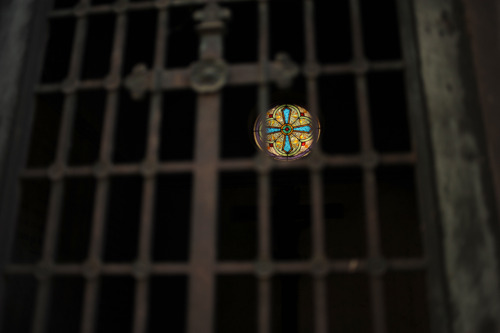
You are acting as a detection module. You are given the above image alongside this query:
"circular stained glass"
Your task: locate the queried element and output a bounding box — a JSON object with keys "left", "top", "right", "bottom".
{"left": 253, "top": 104, "right": 320, "bottom": 161}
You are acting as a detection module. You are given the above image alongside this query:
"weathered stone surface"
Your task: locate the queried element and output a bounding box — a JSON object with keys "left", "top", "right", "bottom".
{"left": 0, "top": 0, "right": 34, "bottom": 181}
{"left": 414, "top": 0, "right": 500, "bottom": 332}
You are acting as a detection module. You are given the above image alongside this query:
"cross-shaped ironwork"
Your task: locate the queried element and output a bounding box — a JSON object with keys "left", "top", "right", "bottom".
{"left": 124, "top": 4, "right": 298, "bottom": 97}
{"left": 124, "top": 3, "right": 297, "bottom": 333}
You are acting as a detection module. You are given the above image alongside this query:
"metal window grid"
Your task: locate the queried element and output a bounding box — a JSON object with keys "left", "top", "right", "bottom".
{"left": 2, "top": 0, "right": 432, "bottom": 333}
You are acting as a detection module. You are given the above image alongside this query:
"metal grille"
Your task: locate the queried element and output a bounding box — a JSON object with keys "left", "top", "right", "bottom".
{"left": 2, "top": 0, "right": 431, "bottom": 332}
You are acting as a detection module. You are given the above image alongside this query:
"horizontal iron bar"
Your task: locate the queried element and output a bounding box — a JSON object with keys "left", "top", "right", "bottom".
{"left": 20, "top": 152, "right": 415, "bottom": 178}
{"left": 48, "top": 0, "right": 264, "bottom": 18}
{"left": 4, "top": 258, "right": 426, "bottom": 276}
{"left": 35, "top": 60, "right": 405, "bottom": 94}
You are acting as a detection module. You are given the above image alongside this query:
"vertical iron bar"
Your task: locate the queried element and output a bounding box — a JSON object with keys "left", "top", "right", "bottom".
{"left": 187, "top": 94, "right": 220, "bottom": 333}
{"left": 133, "top": 7, "right": 168, "bottom": 333}
{"left": 349, "top": 0, "right": 387, "bottom": 332}
{"left": 41, "top": 95, "right": 77, "bottom": 261}
{"left": 32, "top": 3, "right": 89, "bottom": 330}
{"left": 257, "top": 0, "right": 270, "bottom": 261}
{"left": 311, "top": 171, "right": 327, "bottom": 333}
{"left": 257, "top": 173, "right": 271, "bottom": 260}
{"left": 81, "top": 7, "right": 127, "bottom": 333}
{"left": 187, "top": 3, "right": 228, "bottom": 333}
{"left": 304, "top": 1, "right": 327, "bottom": 333}
{"left": 32, "top": 279, "right": 51, "bottom": 333}
{"left": 257, "top": 2, "right": 271, "bottom": 333}
{"left": 258, "top": 278, "right": 271, "bottom": 333}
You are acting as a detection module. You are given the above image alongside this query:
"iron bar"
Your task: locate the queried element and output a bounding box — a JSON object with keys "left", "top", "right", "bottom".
{"left": 303, "top": 1, "right": 327, "bottom": 333}
{"left": 187, "top": 4, "right": 226, "bottom": 325}
{"left": 257, "top": 1, "right": 271, "bottom": 333}
{"left": 187, "top": 93, "right": 220, "bottom": 333}
{"left": 32, "top": 279, "right": 51, "bottom": 333}
{"left": 80, "top": 279, "right": 99, "bottom": 333}
{"left": 4, "top": 258, "right": 425, "bottom": 276}
{"left": 49, "top": 0, "right": 256, "bottom": 19}
{"left": 31, "top": 4, "right": 89, "bottom": 330}
{"left": 350, "top": 0, "right": 387, "bottom": 332}
{"left": 21, "top": 152, "right": 417, "bottom": 179}
{"left": 81, "top": 6, "right": 127, "bottom": 333}
{"left": 258, "top": 279, "right": 271, "bottom": 333}
{"left": 132, "top": 7, "right": 168, "bottom": 333}
{"left": 35, "top": 60, "right": 405, "bottom": 93}
{"left": 257, "top": 172, "right": 271, "bottom": 260}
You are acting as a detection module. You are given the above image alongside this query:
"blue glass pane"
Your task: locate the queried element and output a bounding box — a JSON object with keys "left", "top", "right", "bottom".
{"left": 283, "top": 108, "right": 290, "bottom": 124}
{"left": 267, "top": 127, "right": 281, "bottom": 134}
{"left": 284, "top": 135, "right": 291, "bottom": 152}
{"left": 294, "top": 125, "right": 311, "bottom": 132}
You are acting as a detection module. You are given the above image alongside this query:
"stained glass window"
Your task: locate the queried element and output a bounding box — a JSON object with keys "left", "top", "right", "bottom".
{"left": 253, "top": 104, "right": 320, "bottom": 160}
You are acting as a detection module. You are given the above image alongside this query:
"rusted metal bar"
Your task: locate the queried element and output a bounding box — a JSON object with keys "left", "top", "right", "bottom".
{"left": 303, "top": 0, "right": 327, "bottom": 332}
{"left": 150, "top": 263, "right": 190, "bottom": 274}
{"left": 21, "top": 152, "right": 416, "bottom": 179}
{"left": 101, "top": 264, "right": 134, "bottom": 274}
{"left": 79, "top": 79, "right": 105, "bottom": 89}
{"left": 4, "top": 258, "right": 425, "bottom": 277}
{"left": 49, "top": 0, "right": 283, "bottom": 19}
{"left": 31, "top": 6, "right": 89, "bottom": 331}
{"left": 5, "top": 264, "right": 82, "bottom": 275}
{"left": 370, "top": 277, "right": 386, "bottom": 331}
{"left": 133, "top": 280, "right": 148, "bottom": 333}
{"left": 259, "top": 278, "right": 271, "bottom": 333}
{"left": 34, "top": 59, "right": 405, "bottom": 95}
{"left": 66, "top": 166, "right": 94, "bottom": 175}
{"left": 132, "top": 7, "right": 168, "bottom": 333}
{"left": 81, "top": 7, "right": 127, "bottom": 333}
{"left": 257, "top": 1, "right": 271, "bottom": 333}
{"left": 378, "top": 152, "right": 416, "bottom": 164}
{"left": 311, "top": 170, "right": 327, "bottom": 333}
{"left": 85, "top": 178, "right": 109, "bottom": 256}
{"left": 39, "top": 98, "right": 75, "bottom": 257}
{"left": 187, "top": 93, "right": 220, "bottom": 333}
{"left": 369, "top": 60, "right": 405, "bottom": 71}
{"left": 257, "top": 172, "right": 271, "bottom": 259}
{"left": 274, "top": 261, "right": 311, "bottom": 272}
{"left": 349, "top": 0, "right": 387, "bottom": 332}
{"left": 187, "top": 7, "right": 227, "bottom": 330}
{"left": 161, "top": 61, "right": 307, "bottom": 91}
{"left": 364, "top": 171, "right": 381, "bottom": 256}
{"left": 319, "top": 60, "right": 404, "bottom": 75}
{"left": 355, "top": 77, "right": 373, "bottom": 157}
{"left": 80, "top": 74, "right": 109, "bottom": 333}
{"left": 110, "top": 164, "right": 142, "bottom": 174}
{"left": 215, "top": 262, "right": 255, "bottom": 273}
{"left": 187, "top": 0, "right": 230, "bottom": 329}
{"left": 80, "top": 279, "right": 99, "bottom": 333}
{"left": 157, "top": 161, "right": 195, "bottom": 172}
{"left": 4, "top": 263, "right": 189, "bottom": 275}
{"left": 32, "top": 279, "right": 51, "bottom": 333}
{"left": 329, "top": 259, "right": 367, "bottom": 273}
